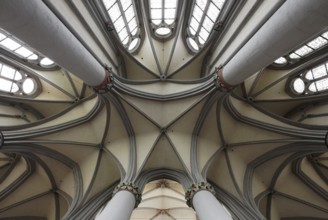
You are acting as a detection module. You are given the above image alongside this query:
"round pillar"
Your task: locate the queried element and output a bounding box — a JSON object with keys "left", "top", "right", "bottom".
{"left": 96, "top": 182, "right": 141, "bottom": 220}
{"left": 186, "top": 182, "right": 232, "bottom": 220}
{"left": 0, "top": 0, "right": 106, "bottom": 87}
{"left": 193, "top": 190, "right": 232, "bottom": 220}
{"left": 96, "top": 190, "right": 135, "bottom": 220}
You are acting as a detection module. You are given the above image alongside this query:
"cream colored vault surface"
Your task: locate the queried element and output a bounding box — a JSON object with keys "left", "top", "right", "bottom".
{"left": 0, "top": 0, "right": 327, "bottom": 220}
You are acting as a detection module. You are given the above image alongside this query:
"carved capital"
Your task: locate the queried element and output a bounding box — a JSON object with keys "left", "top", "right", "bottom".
{"left": 215, "top": 66, "right": 232, "bottom": 90}
{"left": 113, "top": 182, "right": 142, "bottom": 207}
{"left": 93, "top": 71, "right": 113, "bottom": 93}
{"left": 185, "top": 182, "right": 215, "bottom": 208}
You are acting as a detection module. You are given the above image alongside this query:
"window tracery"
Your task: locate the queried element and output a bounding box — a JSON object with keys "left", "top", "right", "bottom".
{"left": 272, "top": 31, "right": 328, "bottom": 69}
{"left": 148, "top": 0, "right": 179, "bottom": 39}
{"left": 0, "top": 61, "right": 40, "bottom": 96}
{"left": 186, "top": 0, "right": 227, "bottom": 52}
{"left": 102, "top": 0, "right": 141, "bottom": 52}
{"left": 0, "top": 29, "right": 56, "bottom": 69}
{"left": 289, "top": 60, "right": 328, "bottom": 95}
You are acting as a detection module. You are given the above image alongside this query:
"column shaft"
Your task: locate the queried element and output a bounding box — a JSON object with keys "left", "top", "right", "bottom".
{"left": 96, "top": 190, "right": 136, "bottom": 220}
{"left": 193, "top": 190, "right": 232, "bottom": 220}
{"left": 0, "top": 0, "right": 105, "bottom": 86}
{"left": 222, "top": 0, "right": 328, "bottom": 86}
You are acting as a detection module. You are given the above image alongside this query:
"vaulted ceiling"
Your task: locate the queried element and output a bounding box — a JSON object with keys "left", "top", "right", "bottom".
{"left": 0, "top": 0, "right": 327, "bottom": 220}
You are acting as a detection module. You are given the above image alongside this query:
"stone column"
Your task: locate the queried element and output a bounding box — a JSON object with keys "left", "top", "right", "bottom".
{"left": 0, "top": 0, "right": 106, "bottom": 87}
{"left": 219, "top": 0, "right": 328, "bottom": 87}
{"left": 96, "top": 182, "right": 141, "bottom": 220}
{"left": 186, "top": 182, "right": 232, "bottom": 220}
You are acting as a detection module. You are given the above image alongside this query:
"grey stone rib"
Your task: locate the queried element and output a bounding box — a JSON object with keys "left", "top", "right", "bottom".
{"left": 0, "top": 190, "right": 52, "bottom": 213}
{"left": 105, "top": 93, "right": 136, "bottom": 182}
{"left": 224, "top": 96, "right": 326, "bottom": 139}
{"left": 243, "top": 143, "right": 327, "bottom": 213}
{"left": 140, "top": 0, "right": 163, "bottom": 76}
{"left": 191, "top": 91, "right": 223, "bottom": 182}
{"left": 208, "top": 0, "right": 262, "bottom": 70}
{"left": 134, "top": 132, "right": 162, "bottom": 180}
{"left": 164, "top": 132, "right": 194, "bottom": 181}
{"left": 0, "top": 156, "right": 35, "bottom": 202}
{"left": 0, "top": 94, "right": 96, "bottom": 132}
{"left": 68, "top": 0, "right": 120, "bottom": 70}
{"left": 113, "top": 75, "right": 215, "bottom": 101}
{"left": 163, "top": 0, "right": 187, "bottom": 76}
{"left": 210, "top": 182, "right": 264, "bottom": 220}
{"left": 292, "top": 157, "right": 328, "bottom": 201}
{"left": 64, "top": 70, "right": 79, "bottom": 98}
{"left": 165, "top": 88, "right": 216, "bottom": 128}
{"left": 3, "top": 95, "right": 103, "bottom": 139}
{"left": 1, "top": 144, "right": 84, "bottom": 217}
{"left": 111, "top": 88, "right": 162, "bottom": 129}
{"left": 136, "top": 168, "right": 193, "bottom": 192}
{"left": 80, "top": 149, "right": 103, "bottom": 205}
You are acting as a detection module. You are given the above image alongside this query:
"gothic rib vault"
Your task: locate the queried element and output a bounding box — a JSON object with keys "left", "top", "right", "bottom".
{"left": 0, "top": 0, "right": 328, "bottom": 219}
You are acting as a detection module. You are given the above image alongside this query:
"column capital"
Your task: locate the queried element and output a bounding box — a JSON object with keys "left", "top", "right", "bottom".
{"left": 185, "top": 182, "right": 216, "bottom": 208}
{"left": 113, "top": 182, "right": 142, "bottom": 207}
{"left": 93, "top": 71, "right": 114, "bottom": 94}
{"left": 214, "top": 66, "right": 232, "bottom": 91}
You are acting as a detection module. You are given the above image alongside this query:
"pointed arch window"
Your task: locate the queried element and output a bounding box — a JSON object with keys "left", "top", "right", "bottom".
{"left": 289, "top": 60, "right": 328, "bottom": 95}
{"left": 0, "top": 61, "right": 39, "bottom": 96}
{"left": 102, "top": 0, "right": 141, "bottom": 52}
{"left": 186, "top": 0, "right": 227, "bottom": 52}
{"left": 272, "top": 31, "right": 328, "bottom": 69}
{"left": 0, "top": 29, "right": 56, "bottom": 69}
{"left": 148, "top": 0, "right": 179, "bottom": 39}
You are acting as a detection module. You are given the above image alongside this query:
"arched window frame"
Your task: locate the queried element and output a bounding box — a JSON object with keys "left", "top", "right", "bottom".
{"left": 184, "top": 0, "right": 231, "bottom": 54}
{"left": 99, "top": 0, "right": 143, "bottom": 53}
{"left": 271, "top": 30, "right": 328, "bottom": 70}
{"left": 0, "top": 58, "right": 42, "bottom": 97}
{"left": 0, "top": 29, "right": 59, "bottom": 71}
{"left": 144, "top": 0, "right": 183, "bottom": 41}
{"left": 287, "top": 57, "right": 328, "bottom": 96}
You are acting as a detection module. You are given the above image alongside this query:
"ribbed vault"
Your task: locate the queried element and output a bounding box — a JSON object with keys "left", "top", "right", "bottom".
{"left": 0, "top": 0, "right": 327, "bottom": 220}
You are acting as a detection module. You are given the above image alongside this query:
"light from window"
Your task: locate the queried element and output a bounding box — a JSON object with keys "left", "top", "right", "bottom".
{"left": 22, "top": 78, "right": 35, "bottom": 94}
{"left": 187, "top": 0, "right": 226, "bottom": 52}
{"left": 40, "top": 57, "right": 54, "bottom": 66}
{"left": 102, "top": 0, "right": 140, "bottom": 52}
{"left": 274, "top": 31, "right": 328, "bottom": 66}
{"left": 292, "top": 78, "right": 305, "bottom": 94}
{"left": 187, "top": 37, "right": 199, "bottom": 51}
{"left": 149, "top": 0, "right": 178, "bottom": 38}
{"left": 273, "top": 57, "right": 287, "bottom": 65}
{"left": 290, "top": 61, "right": 328, "bottom": 95}
{"left": 294, "top": 45, "right": 313, "bottom": 57}
{"left": 0, "top": 29, "right": 55, "bottom": 68}
{"left": 156, "top": 27, "right": 171, "bottom": 35}
{"left": 0, "top": 62, "right": 37, "bottom": 95}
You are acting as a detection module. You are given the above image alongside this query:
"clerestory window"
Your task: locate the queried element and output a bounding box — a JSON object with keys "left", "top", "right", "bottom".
{"left": 0, "top": 29, "right": 55, "bottom": 69}
{"left": 273, "top": 31, "right": 328, "bottom": 68}
{"left": 0, "top": 61, "right": 39, "bottom": 96}
{"left": 102, "top": 0, "right": 141, "bottom": 52}
{"left": 148, "top": 0, "right": 179, "bottom": 39}
{"left": 289, "top": 60, "right": 328, "bottom": 95}
{"left": 186, "top": 0, "right": 227, "bottom": 52}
